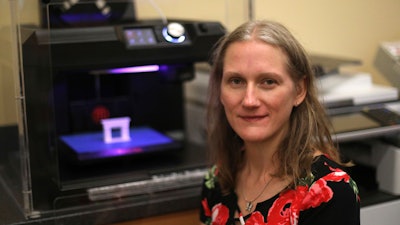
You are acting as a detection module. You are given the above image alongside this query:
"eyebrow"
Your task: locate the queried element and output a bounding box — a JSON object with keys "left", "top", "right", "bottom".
{"left": 222, "top": 71, "right": 282, "bottom": 78}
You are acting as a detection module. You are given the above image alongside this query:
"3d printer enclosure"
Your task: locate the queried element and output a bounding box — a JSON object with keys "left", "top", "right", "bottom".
{"left": 18, "top": 19, "right": 225, "bottom": 217}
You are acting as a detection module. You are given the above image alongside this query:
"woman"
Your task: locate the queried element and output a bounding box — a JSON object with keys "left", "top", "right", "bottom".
{"left": 200, "top": 20, "right": 360, "bottom": 225}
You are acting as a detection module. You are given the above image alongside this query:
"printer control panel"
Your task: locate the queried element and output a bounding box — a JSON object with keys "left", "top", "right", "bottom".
{"left": 123, "top": 22, "right": 188, "bottom": 47}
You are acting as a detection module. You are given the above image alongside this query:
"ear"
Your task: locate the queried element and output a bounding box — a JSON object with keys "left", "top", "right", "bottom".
{"left": 294, "top": 76, "right": 307, "bottom": 107}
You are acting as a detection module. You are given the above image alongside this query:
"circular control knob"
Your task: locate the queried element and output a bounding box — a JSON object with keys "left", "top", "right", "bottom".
{"left": 162, "top": 22, "right": 186, "bottom": 43}
{"left": 167, "top": 22, "right": 185, "bottom": 38}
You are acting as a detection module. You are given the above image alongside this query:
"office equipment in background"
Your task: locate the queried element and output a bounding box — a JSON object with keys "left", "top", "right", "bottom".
{"left": 310, "top": 54, "right": 361, "bottom": 77}
{"left": 375, "top": 41, "right": 400, "bottom": 89}
{"left": 318, "top": 72, "right": 398, "bottom": 107}
{"left": 374, "top": 41, "right": 400, "bottom": 140}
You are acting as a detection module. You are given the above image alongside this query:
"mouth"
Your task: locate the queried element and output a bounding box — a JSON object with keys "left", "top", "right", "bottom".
{"left": 239, "top": 115, "right": 268, "bottom": 122}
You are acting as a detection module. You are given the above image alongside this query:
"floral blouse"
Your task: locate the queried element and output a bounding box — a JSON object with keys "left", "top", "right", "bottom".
{"left": 200, "top": 155, "right": 360, "bottom": 225}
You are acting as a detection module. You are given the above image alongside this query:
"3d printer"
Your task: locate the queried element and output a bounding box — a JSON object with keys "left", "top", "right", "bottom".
{"left": 4, "top": 0, "right": 225, "bottom": 220}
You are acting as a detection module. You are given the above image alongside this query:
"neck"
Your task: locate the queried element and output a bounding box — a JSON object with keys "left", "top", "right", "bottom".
{"left": 242, "top": 125, "right": 287, "bottom": 176}
{"left": 243, "top": 140, "right": 280, "bottom": 176}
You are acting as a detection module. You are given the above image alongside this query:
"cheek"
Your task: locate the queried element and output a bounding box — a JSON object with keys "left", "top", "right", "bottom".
{"left": 276, "top": 85, "right": 298, "bottom": 104}
{"left": 220, "top": 89, "right": 233, "bottom": 109}
{"left": 220, "top": 92, "right": 225, "bottom": 107}
{"left": 220, "top": 91, "right": 239, "bottom": 120}
{"left": 220, "top": 92, "right": 243, "bottom": 109}
{"left": 268, "top": 91, "right": 296, "bottom": 112}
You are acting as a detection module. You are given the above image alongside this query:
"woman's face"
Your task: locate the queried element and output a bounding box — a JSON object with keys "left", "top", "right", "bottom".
{"left": 220, "top": 40, "right": 306, "bottom": 145}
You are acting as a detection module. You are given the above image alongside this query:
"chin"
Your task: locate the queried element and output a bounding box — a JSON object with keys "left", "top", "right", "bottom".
{"left": 237, "top": 134, "right": 270, "bottom": 143}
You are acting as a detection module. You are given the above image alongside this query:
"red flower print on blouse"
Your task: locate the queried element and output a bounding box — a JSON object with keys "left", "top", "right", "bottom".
{"left": 264, "top": 169, "right": 350, "bottom": 225}
{"left": 266, "top": 186, "right": 309, "bottom": 225}
{"left": 202, "top": 198, "right": 212, "bottom": 217}
{"left": 211, "top": 203, "right": 230, "bottom": 225}
{"left": 301, "top": 178, "right": 333, "bottom": 209}
{"left": 245, "top": 211, "right": 266, "bottom": 225}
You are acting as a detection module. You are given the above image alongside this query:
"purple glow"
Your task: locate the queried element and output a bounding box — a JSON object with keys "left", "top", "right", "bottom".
{"left": 158, "top": 65, "right": 170, "bottom": 72}
{"left": 96, "top": 147, "right": 144, "bottom": 158}
{"left": 108, "top": 65, "right": 160, "bottom": 74}
{"left": 60, "top": 127, "right": 182, "bottom": 160}
{"left": 60, "top": 13, "right": 109, "bottom": 24}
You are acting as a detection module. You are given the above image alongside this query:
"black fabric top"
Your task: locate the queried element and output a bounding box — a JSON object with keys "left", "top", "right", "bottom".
{"left": 200, "top": 155, "right": 360, "bottom": 225}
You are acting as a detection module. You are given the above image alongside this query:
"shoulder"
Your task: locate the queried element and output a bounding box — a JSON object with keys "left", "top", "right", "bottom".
{"left": 296, "top": 154, "right": 360, "bottom": 213}
{"left": 312, "top": 154, "right": 343, "bottom": 177}
{"left": 306, "top": 154, "right": 359, "bottom": 198}
{"left": 293, "top": 155, "right": 361, "bottom": 224}
{"left": 201, "top": 165, "right": 222, "bottom": 201}
{"left": 200, "top": 165, "right": 230, "bottom": 224}
{"left": 203, "top": 165, "right": 219, "bottom": 190}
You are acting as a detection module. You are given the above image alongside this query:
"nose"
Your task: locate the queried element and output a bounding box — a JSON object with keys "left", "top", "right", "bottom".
{"left": 242, "top": 85, "right": 260, "bottom": 108}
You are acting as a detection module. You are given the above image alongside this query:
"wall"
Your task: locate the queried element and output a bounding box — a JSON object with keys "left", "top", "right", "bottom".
{"left": 254, "top": 0, "right": 400, "bottom": 86}
{"left": 143, "top": 0, "right": 400, "bottom": 87}
{"left": 0, "top": 0, "right": 40, "bottom": 126}
{"left": 0, "top": 0, "right": 399, "bottom": 125}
